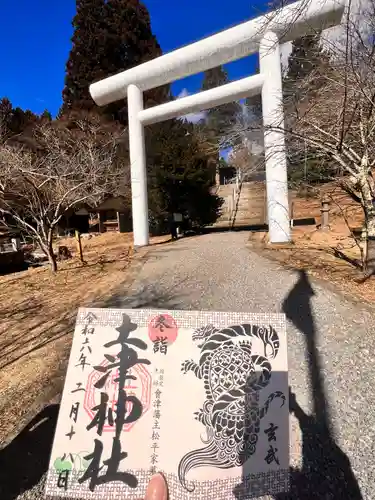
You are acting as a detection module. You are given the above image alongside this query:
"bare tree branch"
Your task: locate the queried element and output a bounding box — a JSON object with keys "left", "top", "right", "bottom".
{"left": 0, "top": 121, "right": 129, "bottom": 272}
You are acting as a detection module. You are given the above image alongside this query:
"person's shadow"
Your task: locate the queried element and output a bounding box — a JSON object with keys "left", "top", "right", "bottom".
{"left": 234, "top": 269, "right": 362, "bottom": 499}
{"left": 0, "top": 404, "right": 59, "bottom": 500}
{"left": 278, "top": 270, "right": 362, "bottom": 499}
{"left": 279, "top": 387, "right": 361, "bottom": 499}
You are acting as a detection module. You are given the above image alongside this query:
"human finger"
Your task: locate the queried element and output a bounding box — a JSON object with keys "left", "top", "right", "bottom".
{"left": 144, "top": 473, "right": 168, "bottom": 500}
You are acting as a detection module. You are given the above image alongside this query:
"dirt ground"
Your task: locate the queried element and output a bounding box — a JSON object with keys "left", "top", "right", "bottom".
{"left": 249, "top": 214, "right": 375, "bottom": 304}
{"left": 0, "top": 232, "right": 169, "bottom": 445}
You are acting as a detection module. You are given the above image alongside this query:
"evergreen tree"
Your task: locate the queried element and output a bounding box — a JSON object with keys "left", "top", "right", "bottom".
{"left": 61, "top": 0, "right": 168, "bottom": 121}
{"left": 41, "top": 109, "right": 53, "bottom": 121}
{"left": 244, "top": 94, "right": 262, "bottom": 123}
{"left": 146, "top": 120, "right": 222, "bottom": 233}
{"left": 104, "top": 0, "right": 169, "bottom": 112}
{"left": 61, "top": 0, "right": 106, "bottom": 115}
{"left": 241, "top": 93, "right": 263, "bottom": 153}
{"left": 284, "top": 33, "right": 331, "bottom": 110}
{"left": 284, "top": 34, "right": 324, "bottom": 95}
{"left": 242, "top": 58, "right": 262, "bottom": 126}
{"left": 201, "top": 66, "right": 241, "bottom": 140}
{"left": 0, "top": 97, "right": 12, "bottom": 132}
{"left": 0, "top": 97, "right": 39, "bottom": 140}
{"left": 283, "top": 34, "right": 333, "bottom": 185}
{"left": 240, "top": 59, "right": 263, "bottom": 153}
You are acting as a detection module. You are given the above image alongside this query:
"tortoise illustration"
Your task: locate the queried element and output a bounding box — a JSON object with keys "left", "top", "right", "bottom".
{"left": 178, "top": 323, "right": 285, "bottom": 491}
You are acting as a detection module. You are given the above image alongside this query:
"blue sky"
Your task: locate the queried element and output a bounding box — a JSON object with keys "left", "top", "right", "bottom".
{"left": 0, "top": 0, "right": 270, "bottom": 117}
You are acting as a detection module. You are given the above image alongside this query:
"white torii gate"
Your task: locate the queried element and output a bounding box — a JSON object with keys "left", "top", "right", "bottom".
{"left": 90, "top": 0, "right": 344, "bottom": 247}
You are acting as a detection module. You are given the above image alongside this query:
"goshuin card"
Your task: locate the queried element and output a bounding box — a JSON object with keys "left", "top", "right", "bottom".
{"left": 45, "top": 308, "right": 289, "bottom": 499}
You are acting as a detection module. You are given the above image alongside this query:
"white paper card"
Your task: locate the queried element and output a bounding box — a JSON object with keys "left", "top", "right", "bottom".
{"left": 45, "top": 308, "right": 289, "bottom": 499}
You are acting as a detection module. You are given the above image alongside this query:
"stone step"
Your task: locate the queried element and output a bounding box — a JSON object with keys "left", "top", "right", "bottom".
{"left": 209, "top": 218, "right": 266, "bottom": 228}
{"left": 237, "top": 196, "right": 265, "bottom": 202}
{"left": 218, "top": 188, "right": 233, "bottom": 193}
{"left": 233, "top": 220, "right": 266, "bottom": 226}
{"left": 233, "top": 211, "right": 266, "bottom": 218}
{"left": 216, "top": 185, "right": 267, "bottom": 226}
{"left": 235, "top": 205, "right": 266, "bottom": 211}
{"left": 210, "top": 221, "right": 232, "bottom": 226}
{"left": 239, "top": 196, "right": 264, "bottom": 202}
{"left": 236, "top": 203, "right": 265, "bottom": 209}
{"left": 216, "top": 218, "right": 231, "bottom": 223}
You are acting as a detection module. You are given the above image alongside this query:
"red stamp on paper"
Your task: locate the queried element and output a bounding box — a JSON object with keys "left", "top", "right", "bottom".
{"left": 148, "top": 314, "right": 178, "bottom": 354}
{"left": 84, "top": 361, "right": 151, "bottom": 432}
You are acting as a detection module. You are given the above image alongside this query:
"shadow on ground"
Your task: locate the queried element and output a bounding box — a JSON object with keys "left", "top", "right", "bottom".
{"left": 0, "top": 404, "right": 59, "bottom": 500}
{"left": 201, "top": 218, "right": 315, "bottom": 235}
{"left": 0, "top": 312, "right": 75, "bottom": 370}
{"left": 276, "top": 270, "right": 362, "bottom": 499}
{"left": 202, "top": 223, "right": 268, "bottom": 234}
{"left": 105, "top": 278, "right": 190, "bottom": 310}
{"left": 233, "top": 269, "right": 362, "bottom": 499}
{"left": 0, "top": 262, "right": 29, "bottom": 277}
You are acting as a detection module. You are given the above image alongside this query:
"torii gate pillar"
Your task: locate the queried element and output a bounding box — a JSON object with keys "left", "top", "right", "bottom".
{"left": 260, "top": 31, "right": 290, "bottom": 244}
{"left": 127, "top": 84, "right": 149, "bottom": 248}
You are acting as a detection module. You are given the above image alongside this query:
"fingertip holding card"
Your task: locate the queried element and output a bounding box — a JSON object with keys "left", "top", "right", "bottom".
{"left": 145, "top": 473, "right": 168, "bottom": 500}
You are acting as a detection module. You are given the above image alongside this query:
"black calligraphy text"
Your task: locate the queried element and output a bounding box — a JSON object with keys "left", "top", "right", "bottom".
{"left": 78, "top": 314, "right": 150, "bottom": 491}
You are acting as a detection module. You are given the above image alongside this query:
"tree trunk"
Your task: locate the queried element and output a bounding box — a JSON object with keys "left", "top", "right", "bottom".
{"left": 358, "top": 171, "right": 375, "bottom": 276}
{"left": 366, "top": 218, "right": 375, "bottom": 277}
{"left": 46, "top": 238, "right": 58, "bottom": 273}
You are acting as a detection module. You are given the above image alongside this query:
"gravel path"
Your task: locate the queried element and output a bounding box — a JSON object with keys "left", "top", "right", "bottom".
{"left": 4, "top": 231, "right": 375, "bottom": 499}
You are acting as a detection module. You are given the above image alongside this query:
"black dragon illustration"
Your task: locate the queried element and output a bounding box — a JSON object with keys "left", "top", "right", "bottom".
{"left": 178, "top": 323, "right": 285, "bottom": 491}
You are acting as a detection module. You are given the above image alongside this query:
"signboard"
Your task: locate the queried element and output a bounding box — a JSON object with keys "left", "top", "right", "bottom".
{"left": 45, "top": 308, "right": 289, "bottom": 499}
{"left": 173, "top": 213, "right": 183, "bottom": 222}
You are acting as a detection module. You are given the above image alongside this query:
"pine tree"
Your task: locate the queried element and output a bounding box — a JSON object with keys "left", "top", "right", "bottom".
{"left": 61, "top": 0, "right": 168, "bottom": 121}
{"left": 286, "top": 34, "right": 321, "bottom": 79}
{"left": 241, "top": 59, "right": 262, "bottom": 151}
{"left": 0, "top": 97, "right": 39, "bottom": 140}
{"left": 146, "top": 120, "right": 222, "bottom": 232}
{"left": 201, "top": 66, "right": 241, "bottom": 140}
{"left": 61, "top": 0, "right": 106, "bottom": 115}
{"left": 244, "top": 94, "right": 261, "bottom": 123}
{"left": 104, "top": 0, "right": 169, "bottom": 113}
{"left": 0, "top": 97, "right": 13, "bottom": 133}
{"left": 284, "top": 33, "right": 328, "bottom": 103}
{"left": 41, "top": 110, "right": 52, "bottom": 121}
{"left": 241, "top": 93, "right": 263, "bottom": 153}
{"left": 283, "top": 34, "right": 333, "bottom": 185}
